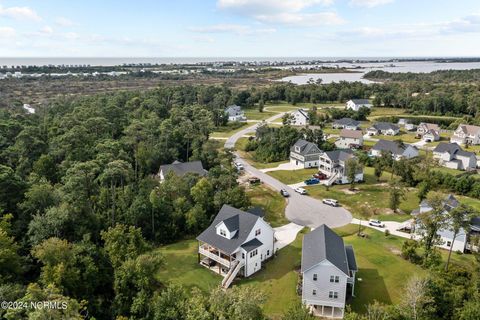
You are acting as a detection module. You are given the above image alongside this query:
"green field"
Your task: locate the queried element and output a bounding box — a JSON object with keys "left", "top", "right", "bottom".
{"left": 267, "top": 168, "right": 318, "bottom": 185}
{"left": 211, "top": 122, "right": 250, "bottom": 138}
{"left": 247, "top": 184, "right": 288, "bottom": 227}
{"left": 244, "top": 109, "right": 276, "bottom": 121}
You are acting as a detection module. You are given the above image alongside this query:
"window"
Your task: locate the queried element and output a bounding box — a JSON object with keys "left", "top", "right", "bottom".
{"left": 330, "top": 275, "right": 339, "bottom": 283}
{"left": 329, "top": 291, "right": 338, "bottom": 299}
{"left": 267, "top": 250, "right": 270, "bottom": 256}
{"left": 249, "top": 249, "right": 258, "bottom": 258}
{"left": 255, "top": 229, "right": 261, "bottom": 236}
{"left": 447, "top": 241, "right": 452, "bottom": 247}
{"left": 313, "top": 274, "right": 317, "bottom": 281}
{"left": 242, "top": 253, "right": 245, "bottom": 259}
{"left": 220, "top": 229, "right": 226, "bottom": 237}
{"left": 312, "top": 290, "right": 317, "bottom": 296}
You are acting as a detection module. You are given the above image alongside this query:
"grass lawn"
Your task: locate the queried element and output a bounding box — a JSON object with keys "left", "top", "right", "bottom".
{"left": 235, "top": 137, "right": 289, "bottom": 169}
{"left": 247, "top": 184, "right": 288, "bottom": 227}
{"left": 369, "top": 107, "right": 409, "bottom": 118}
{"left": 211, "top": 122, "right": 250, "bottom": 138}
{"left": 244, "top": 109, "right": 276, "bottom": 121}
{"left": 267, "top": 168, "right": 318, "bottom": 185}
{"left": 374, "top": 131, "right": 419, "bottom": 143}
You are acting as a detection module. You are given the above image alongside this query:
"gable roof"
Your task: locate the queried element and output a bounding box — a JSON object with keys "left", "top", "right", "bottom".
{"left": 372, "top": 139, "right": 412, "bottom": 156}
{"left": 159, "top": 160, "right": 207, "bottom": 178}
{"left": 301, "top": 224, "right": 350, "bottom": 275}
{"left": 345, "top": 245, "right": 357, "bottom": 271}
{"left": 222, "top": 215, "right": 239, "bottom": 232}
{"left": 225, "top": 105, "right": 242, "bottom": 116}
{"left": 418, "top": 122, "right": 440, "bottom": 131}
{"left": 370, "top": 122, "right": 399, "bottom": 131}
{"left": 196, "top": 205, "right": 262, "bottom": 254}
{"left": 290, "top": 139, "right": 321, "bottom": 156}
{"left": 340, "top": 129, "right": 363, "bottom": 139}
{"left": 247, "top": 207, "right": 265, "bottom": 218}
{"left": 295, "top": 109, "right": 310, "bottom": 119}
{"left": 350, "top": 99, "right": 371, "bottom": 105}
{"left": 433, "top": 142, "right": 461, "bottom": 154}
{"left": 323, "top": 149, "right": 355, "bottom": 162}
{"left": 457, "top": 124, "right": 480, "bottom": 136}
{"left": 241, "top": 238, "right": 263, "bottom": 252}
{"left": 333, "top": 118, "right": 360, "bottom": 127}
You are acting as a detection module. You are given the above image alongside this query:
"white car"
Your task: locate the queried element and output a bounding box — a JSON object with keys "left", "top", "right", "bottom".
{"left": 369, "top": 219, "right": 385, "bottom": 228}
{"left": 322, "top": 199, "right": 339, "bottom": 207}
{"left": 234, "top": 162, "right": 244, "bottom": 170}
{"left": 294, "top": 187, "right": 307, "bottom": 195}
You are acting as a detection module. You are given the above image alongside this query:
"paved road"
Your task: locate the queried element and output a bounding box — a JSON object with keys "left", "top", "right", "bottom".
{"left": 225, "top": 114, "right": 353, "bottom": 229}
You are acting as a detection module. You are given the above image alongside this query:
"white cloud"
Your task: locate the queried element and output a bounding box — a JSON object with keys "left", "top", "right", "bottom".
{"left": 217, "top": 0, "right": 333, "bottom": 14}
{"left": 0, "top": 26, "right": 15, "bottom": 38}
{"left": 55, "top": 17, "right": 75, "bottom": 27}
{"left": 255, "top": 12, "right": 344, "bottom": 26}
{"left": 349, "top": 0, "right": 394, "bottom": 8}
{"left": 40, "top": 26, "right": 54, "bottom": 34}
{"left": 190, "top": 24, "right": 276, "bottom": 35}
{"left": 192, "top": 35, "right": 216, "bottom": 43}
{"left": 0, "top": 5, "right": 41, "bottom": 21}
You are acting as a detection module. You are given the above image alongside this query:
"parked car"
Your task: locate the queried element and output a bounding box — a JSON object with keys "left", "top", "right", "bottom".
{"left": 322, "top": 199, "right": 339, "bottom": 207}
{"left": 369, "top": 219, "right": 385, "bottom": 228}
{"left": 280, "top": 189, "right": 290, "bottom": 197}
{"left": 304, "top": 178, "right": 320, "bottom": 185}
{"left": 313, "top": 172, "right": 327, "bottom": 180}
{"left": 234, "top": 162, "right": 244, "bottom": 170}
{"left": 248, "top": 177, "right": 261, "bottom": 185}
{"left": 294, "top": 187, "right": 307, "bottom": 195}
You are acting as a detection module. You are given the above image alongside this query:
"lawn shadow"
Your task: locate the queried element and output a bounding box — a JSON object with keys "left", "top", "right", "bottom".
{"left": 349, "top": 268, "right": 392, "bottom": 313}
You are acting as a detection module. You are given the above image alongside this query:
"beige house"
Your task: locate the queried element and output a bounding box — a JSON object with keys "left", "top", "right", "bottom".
{"left": 450, "top": 124, "right": 480, "bottom": 145}
{"left": 335, "top": 129, "right": 363, "bottom": 149}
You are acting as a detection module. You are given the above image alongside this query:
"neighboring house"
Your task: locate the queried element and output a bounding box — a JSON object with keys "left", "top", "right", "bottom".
{"left": 157, "top": 160, "right": 207, "bottom": 182}
{"left": 366, "top": 122, "right": 400, "bottom": 136}
{"left": 433, "top": 143, "right": 477, "bottom": 171}
{"left": 450, "top": 124, "right": 480, "bottom": 145}
{"left": 422, "top": 129, "right": 440, "bottom": 142}
{"left": 318, "top": 150, "right": 364, "bottom": 186}
{"left": 290, "top": 139, "right": 322, "bottom": 169}
{"left": 196, "top": 204, "right": 275, "bottom": 288}
{"left": 225, "top": 104, "right": 246, "bottom": 122}
{"left": 411, "top": 195, "right": 480, "bottom": 253}
{"left": 370, "top": 140, "right": 419, "bottom": 160}
{"left": 346, "top": 99, "right": 372, "bottom": 112}
{"left": 416, "top": 123, "right": 440, "bottom": 138}
{"left": 301, "top": 224, "right": 357, "bottom": 319}
{"left": 335, "top": 129, "right": 363, "bottom": 149}
{"left": 291, "top": 109, "right": 310, "bottom": 126}
{"left": 405, "top": 123, "right": 417, "bottom": 131}
{"left": 332, "top": 118, "right": 360, "bottom": 130}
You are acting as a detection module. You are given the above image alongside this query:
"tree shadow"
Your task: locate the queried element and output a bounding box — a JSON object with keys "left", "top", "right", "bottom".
{"left": 348, "top": 268, "right": 392, "bottom": 313}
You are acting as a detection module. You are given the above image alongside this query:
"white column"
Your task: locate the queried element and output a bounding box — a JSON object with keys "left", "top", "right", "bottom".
{"left": 332, "top": 306, "right": 335, "bottom": 317}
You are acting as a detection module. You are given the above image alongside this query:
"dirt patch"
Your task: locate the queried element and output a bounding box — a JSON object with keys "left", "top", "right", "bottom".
{"left": 340, "top": 188, "right": 360, "bottom": 195}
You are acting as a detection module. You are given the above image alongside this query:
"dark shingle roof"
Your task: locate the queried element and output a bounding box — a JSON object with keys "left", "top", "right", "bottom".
{"left": 333, "top": 118, "right": 360, "bottom": 127}
{"left": 350, "top": 99, "right": 371, "bottom": 105}
{"left": 456, "top": 149, "right": 475, "bottom": 158}
{"left": 296, "top": 109, "right": 310, "bottom": 119}
{"left": 433, "top": 142, "right": 460, "bottom": 155}
{"left": 196, "top": 205, "right": 260, "bottom": 254}
{"left": 301, "top": 224, "right": 350, "bottom": 275}
{"left": 223, "top": 215, "right": 239, "bottom": 232}
{"left": 371, "top": 122, "right": 399, "bottom": 131}
{"left": 247, "top": 207, "right": 265, "bottom": 218}
{"left": 290, "top": 139, "right": 321, "bottom": 156}
{"left": 241, "top": 238, "right": 263, "bottom": 252}
{"left": 159, "top": 160, "right": 207, "bottom": 178}
{"left": 345, "top": 245, "right": 357, "bottom": 271}
{"left": 324, "top": 149, "right": 354, "bottom": 162}
{"left": 372, "top": 139, "right": 410, "bottom": 155}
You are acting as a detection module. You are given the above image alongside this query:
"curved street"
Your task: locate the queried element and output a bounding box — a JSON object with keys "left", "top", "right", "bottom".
{"left": 225, "top": 113, "right": 353, "bottom": 229}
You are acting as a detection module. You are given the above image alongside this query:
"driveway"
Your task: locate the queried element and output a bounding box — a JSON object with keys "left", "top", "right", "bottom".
{"left": 274, "top": 223, "right": 304, "bottom": 250}
{"left": 225, "top": 114, "right": 353, "bottom": 229}
{"left": 351, "top": 218, "right": 417, "bottom": 240}
{"left": 260, "top": 162, "right": 298, "bottom": 173}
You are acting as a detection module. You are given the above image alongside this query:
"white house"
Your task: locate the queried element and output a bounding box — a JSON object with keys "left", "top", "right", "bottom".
{"left": 346, "top": 99, "right": 372, "bottom": 112}
{"left": 197, "top": 205, "right": 275, "bottom": 288}
{"left": 367, "top": 122, "right": 400, "bottom": 136}
{"left": 332, "top": 118, "right": 360, "bottom": 130}
{"left": 318, "top": 150, "right": 364, "bottom": 186}
{"left": 157, "top": 160, "right": 207, "bottom": 182}
{"left": 370, "top": 140, "right": 419, "bottom": 161}
{"left": 225, "top": 105, "right": 246, "bottom": 122}
{"left": 301, "top": 225, "right": 357, "bottom": 319}
{"left": 433, "top": 143, "right": 476, "bottom": 171}
{"left": 422, "top": 129, "right": 440, "bottom": 142}
{"left": 290, "top": 139, "right": 322, "bottom": 169}
{"left": 291, "top": 109, "right": 310, "bottom": 126}
{"left": 411, "top": 195, "right": 480, "bottom": 253}
{"left": 335, "top": 129, "right": 363, "bottom": 149}
{"left": 416, "top": 123, "right": 440, "bottom": 138}
{"left": 450, "top": 124, "right": 480, "bottom": 146}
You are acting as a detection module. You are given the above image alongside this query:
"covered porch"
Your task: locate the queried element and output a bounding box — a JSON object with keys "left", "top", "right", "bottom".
{"left": 309, "top": 305, "right": 344, "bottom": 319}
{"left": 198, "top": 241, "right": 238, "bottom": 275}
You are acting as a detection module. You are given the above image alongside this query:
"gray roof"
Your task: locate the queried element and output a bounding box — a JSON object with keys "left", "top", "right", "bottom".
{"left": 370, "top": 122, "right": 399, "bottom": 131}
{"left": 159, "top": 160, "right": 207, "bottom": 177}
{"left": 323, "top": 149, "right": 354, "bottom": 162}
{"left": 433, "top": 142, "right": 461, "bottom": 155}
{"left": 417, "top": 194, "right": 460, "bottom": 213}
{"left": 333, "top": 118, "right": 360, "bottom": 127}
{"left": 456, "top": 149, "right": 475, "bottom": 158}
{"left": 196, "top": 205, "right": 260, "bottom": 255}
{"left": 247, "top": 207, "right": 265, "bottom": 218}
{"left": 241, "top": 238, "right": 263, "bottom": 252}
{"left": 222, "top": 215, "right": 239, "bottom": 232}
{"left": 225, "top": 105, "right": 242, "bottom": 116}
{"left": 296, "top": 109, "right": 310, "bottom": 119}
{"left": 301, "top": 224, "right": 350, "bottom": 275}
{"left": 290, "top": 139, "right": 321, "bottom": 156}
{"left": 350, "top": 99, "right": 371, "bottom": 105}
{"left": 345, "top": 245, "right": 357, "bottom": 271}
{"left": 372, "top": 139, "right": 410, "bottom": 155}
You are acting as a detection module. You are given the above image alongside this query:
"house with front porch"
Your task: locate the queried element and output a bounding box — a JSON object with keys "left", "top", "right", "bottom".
{"left": 290, "top": 139, "right": 323, "bottom": 169}
{"left": 370, "top": 140, "right": 419, "bottom": 161}
{"left": 433, "top": 142, "right": 476, "bottom": 171}
{"left": 318, "top": 150, "right": 364, "bottom": 186}
{"left": 196, "top": 204, "right": 275, "bottom": 288}
{"left": 302, "top": 224, "right": 357, "bottom": 319}
{"left": 451, "top": 124, "right": 480, "bottom": 145}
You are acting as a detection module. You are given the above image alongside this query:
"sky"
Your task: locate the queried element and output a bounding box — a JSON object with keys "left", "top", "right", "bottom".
{"left": 0, "top": 0, "right": 480, "bottom": 57}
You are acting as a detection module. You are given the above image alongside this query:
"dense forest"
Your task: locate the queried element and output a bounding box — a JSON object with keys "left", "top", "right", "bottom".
{"left": 365, "top": 69, "right": 480, "bottom": 83}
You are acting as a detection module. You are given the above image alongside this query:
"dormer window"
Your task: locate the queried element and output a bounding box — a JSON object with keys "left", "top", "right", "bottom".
{"left": 220, "top": 229, "right": 226, "bottom": 237}
{"left": 255, "top": 229, "right": 261, "bottom": 236}
{"left": 295, "top": 146, "right": 300, "bottom": 152}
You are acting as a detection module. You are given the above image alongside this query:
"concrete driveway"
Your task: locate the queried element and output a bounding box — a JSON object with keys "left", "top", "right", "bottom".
{"left": 274, "top": 223, "right": 304, "bottom": 250}
{"left": 225, "top": 114, "right": 353, "bottom": 229}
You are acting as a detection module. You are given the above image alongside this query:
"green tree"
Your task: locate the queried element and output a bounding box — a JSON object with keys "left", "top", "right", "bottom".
{"left": 389, "top": 179, "right": 406, "bottom": 213}
{"left": 346, "top": 158, "right": 362, "bottom": 190}
{"left": 444, "top": 204, "right": 474, "bottom": 271}
{"left": 281, "top": 302, "right": 315, "bottom": 320}
{"left": 0, "top": 214, "right": 23, "bottom": 282}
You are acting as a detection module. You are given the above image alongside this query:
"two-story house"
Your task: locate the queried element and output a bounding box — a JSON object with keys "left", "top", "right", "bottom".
{"left": 450, "top": 124, "right": 480, "bottom": 145}
{"left": 157, "top": 160, "right": 207, "bottom": 182}
{"left": 290, "top": 139, "right": 323, "bottom": 169}
{"left": 318, "top": 150, "right": 364, "bottom": 186}
{"left": 196, "top": 204, "right": 275, "bottom": 288}
{"left": 370, "top": 140, "right": 419, "bottom": 161}
{"left": 422, "top": 129, "right": 440, "bottom": 142}
{"left": 346, "top": 99, "right": 372, "bottom": 112}
{"left": 335, "top": 129, "right": 363, "bottom": 149}
{"left": 301, "top": 225, "right": 357, "bottom": 319}
{"left": 366, "top": 122, "right": 400, "bottom": 136}
{"left": 332, "top": 118, "right": 361, "bottom": 130}
{"left": 416, "top": 123, "right": 440, "bottom": 139}
{"left": 291, "top": 109, "right": 310, "bottom": 126}
{"left": 433, "top": 142, "right": 476, "bottom": 171}
{"left": 225, "top": 104, "right": 247, "bottom": 122}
